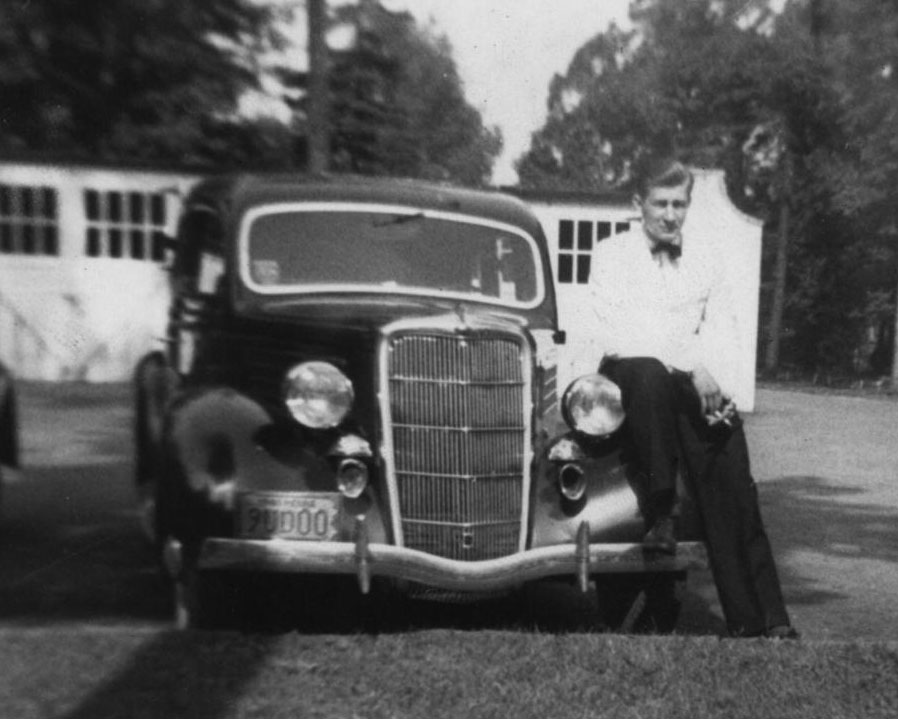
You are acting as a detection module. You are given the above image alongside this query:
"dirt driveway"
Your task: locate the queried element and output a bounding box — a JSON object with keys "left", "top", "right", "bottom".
{"left": 2, "top": 382, "right": 897, "bottom": 640}
{"left": 737, "top": 388, "right": 898, "bottom": 641}
{"left": 676, "top": 386, "right": 898, "bottom": 640}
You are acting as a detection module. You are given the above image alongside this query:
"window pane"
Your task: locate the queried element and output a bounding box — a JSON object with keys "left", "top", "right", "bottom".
{"left": 558, "top": 219, "right": 573, "bottom": 250}
{"left": 246, "top": 211, "right": 540, "bottom": 302}
{"left": 44, "top": 226, "right": 59, "bottom": 255}
{"left": 85, "top": 190, "right": 100, "bottom": 221}
{"left": 577, "top": 220, "right": 592, "bottom": 250}
{"left": 131, "top": 229, "right": 145, "bottom": 259}
{"left": 43, "top": 187, "right": 57, "bottom": 219}
{"left": 151, "top": 231, "right": 167, "bottom": 261}
{"left": 21, "top": 187, "right": 34, "bottom": 218}
{"left": 86, "top": 228, "right": 101, "bottom": 257}
{"left": 576, "top": 255, "right": 591, "bottom": 283}
{"left": 558, "top": 253, "right": 573, "bottom": 284}
{"left": 107, "top": 192, "right": 122, "bottom": 222}
{"left": 129, "top": 192, "right": 145, "bottom": 224}
{"left": 0, "top": 223, "right": 11, "bottom": 252}
{"left": 150, "top": 194, "right": 166, "bottom": 225}
{"left": 22, "top": 224, "right": 35, "bottom": 253}
{"left": 615, "top": 222, "right": 630, "bottom": 235}
{"left": 109, "top": 228, "right": 123, "bottom": 257}
{"left": 597, "top": 221, "right": 612, "bottom": 241}
{"left": 0, "top": 186, "right": 11, "bottom": 217}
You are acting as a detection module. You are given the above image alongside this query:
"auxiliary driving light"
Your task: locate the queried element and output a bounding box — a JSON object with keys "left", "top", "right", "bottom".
{"left": 558, "top": 463, "right": 588, "bottom": 502}
{"left": 336, "top": 458, "right": 369, "bottom": 498}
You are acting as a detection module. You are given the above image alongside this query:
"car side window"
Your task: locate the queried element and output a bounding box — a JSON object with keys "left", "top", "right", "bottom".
{"left": 173, "top": 206, "right": 225, "bottom": 297}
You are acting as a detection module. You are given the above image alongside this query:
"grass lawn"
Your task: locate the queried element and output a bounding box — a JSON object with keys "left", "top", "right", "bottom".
{"left": 2, "top": 628, "right": 897, "bottom": 719}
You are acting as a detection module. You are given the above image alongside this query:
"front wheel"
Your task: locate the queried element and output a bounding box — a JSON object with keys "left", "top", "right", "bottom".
{"left": 175, "top": 566, "right": 248, "bottom": 630}
{"left": 134, "top": 352, "right": 177, "bottom": 545}
{"left": 595, "top": 571, "right": 684, "bottom": 633}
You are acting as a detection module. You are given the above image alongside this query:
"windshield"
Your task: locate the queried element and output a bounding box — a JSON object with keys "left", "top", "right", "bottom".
{"left": 239, "top": 205, "right": 543, "bottom": 307}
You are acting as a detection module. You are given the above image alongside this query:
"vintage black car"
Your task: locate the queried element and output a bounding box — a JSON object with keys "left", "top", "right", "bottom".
{"left": 134, "top": 174, "right": 707, "bottom": 629}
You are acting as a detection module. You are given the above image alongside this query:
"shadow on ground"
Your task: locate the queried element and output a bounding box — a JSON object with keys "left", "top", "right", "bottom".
{"left": 0, "top": 462, "right": 171, "bottom": 624}
{"left": 1, "top": 380, "right": 726, "bottom": 636}
{"left": 753, "top": 474, "right": 898, "bottom": 639}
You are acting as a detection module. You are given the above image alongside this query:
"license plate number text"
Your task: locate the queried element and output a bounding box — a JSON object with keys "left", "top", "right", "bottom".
{"left": 238, "top": 493, "right": 339, "bottom": 541}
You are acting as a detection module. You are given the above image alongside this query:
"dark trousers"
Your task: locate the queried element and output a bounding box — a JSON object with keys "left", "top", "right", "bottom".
{"left": 601, "top": 356, "right": 791, "bottom": 636}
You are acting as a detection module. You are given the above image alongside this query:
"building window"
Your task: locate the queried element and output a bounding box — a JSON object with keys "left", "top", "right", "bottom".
{"left": 557, "top": 219, "right": 594, "bottom": 285}
{"left": 83, "top": 189, "right": 168, "bottom": 260}
{"left": 0, "top": 184, "right": 59, "bottom": 255}
{"left": 556, "top": 218, "right": 633, "bottom": 285}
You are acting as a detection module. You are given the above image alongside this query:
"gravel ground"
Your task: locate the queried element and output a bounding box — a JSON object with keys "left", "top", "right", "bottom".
{"left": 742, "top": 388, "right": 898, "bottom": 641}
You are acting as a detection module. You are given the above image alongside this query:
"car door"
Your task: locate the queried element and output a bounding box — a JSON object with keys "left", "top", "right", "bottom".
{"left": 168, "top": 205, "right": 229, "bottom": 384}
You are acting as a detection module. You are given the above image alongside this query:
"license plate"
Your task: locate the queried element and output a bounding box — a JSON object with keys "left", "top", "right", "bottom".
{"left": 237, "top": 492, "right": 340, "bottom": 541}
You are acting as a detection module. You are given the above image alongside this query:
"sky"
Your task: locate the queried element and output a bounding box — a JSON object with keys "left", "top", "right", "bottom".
{"left": 257, "top": 1, "right": 633, "bottom": 185}
{"left": 381, "top": 0, "right": 633, "bottom": 185}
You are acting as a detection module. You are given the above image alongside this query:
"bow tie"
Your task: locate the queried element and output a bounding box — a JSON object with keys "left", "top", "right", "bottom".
{"left": 651, "top": 241, "right": 682, "bottom": 259}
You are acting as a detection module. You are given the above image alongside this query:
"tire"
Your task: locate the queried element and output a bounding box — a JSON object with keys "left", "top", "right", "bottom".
{"left": 134, "top": 358, "right": 163, "bottom": 545}
{"left": 595, "top": 571, "right": 684, "bottom": 633}
{"left": 134, "top": 352, "right": 178, "bottom": 546}
{"left": 175, "top": 567, "right": 248, "bottom": 630}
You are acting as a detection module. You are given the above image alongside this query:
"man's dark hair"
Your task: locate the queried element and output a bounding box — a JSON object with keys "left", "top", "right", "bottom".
{"left": 631, "top": 155, "right": 694, "bottom": 199}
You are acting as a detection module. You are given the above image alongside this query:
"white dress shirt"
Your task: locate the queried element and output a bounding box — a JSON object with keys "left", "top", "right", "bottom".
{"left": 588, "top": 226, "right": 740, "bottom": 397}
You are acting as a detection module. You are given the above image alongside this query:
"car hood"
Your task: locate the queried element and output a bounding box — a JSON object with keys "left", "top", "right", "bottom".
{"left": 237, "top": 293, "right": 556, "bottom": 334}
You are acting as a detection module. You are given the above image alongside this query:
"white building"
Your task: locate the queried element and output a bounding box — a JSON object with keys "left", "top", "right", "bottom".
{"left": 0, "top": 161, "right": 761, "bottom": 408}
{"left": 0, "top": 160, "right": 197, "bottom": 381}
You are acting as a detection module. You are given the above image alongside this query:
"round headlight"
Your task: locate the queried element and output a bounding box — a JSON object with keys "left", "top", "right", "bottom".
{"left": 283, "top": 361, "right": 354, "bottom": 429}
{"left": 561, "top": 373, "right": 625, "bottom": 437}
{"left": 336, "top": 458, "right": 369, "bottom": 499}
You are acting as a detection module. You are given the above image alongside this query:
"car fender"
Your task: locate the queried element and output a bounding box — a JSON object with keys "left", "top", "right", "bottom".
{"left": 530, "top": 431, "right": 705, "bottom": 548}
{"left": 530, "top": 434, "right": 644, "bottom": 547}
{"left": 159, "top": 387, "right": 389, "bottom": 544}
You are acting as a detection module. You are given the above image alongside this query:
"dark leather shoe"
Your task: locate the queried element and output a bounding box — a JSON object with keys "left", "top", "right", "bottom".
{"left": 643, "top": 517, "right": 676, "bottom": 555}
{"left": 765, "top": 625, "right": 800, "bottom": 640}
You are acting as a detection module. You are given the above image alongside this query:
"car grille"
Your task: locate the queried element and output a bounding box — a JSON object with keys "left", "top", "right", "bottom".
{"left": 385, "top": 331, "right": 530, "bottom": 561}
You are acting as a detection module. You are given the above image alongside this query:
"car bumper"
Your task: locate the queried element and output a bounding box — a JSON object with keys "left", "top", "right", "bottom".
{"left": 190, "top": 521, "right": 708, "bottom": 594}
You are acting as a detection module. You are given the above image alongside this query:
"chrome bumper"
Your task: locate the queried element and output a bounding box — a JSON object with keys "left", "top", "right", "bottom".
{"left": 193, "top": 521, "right": 708, "bottom": 594}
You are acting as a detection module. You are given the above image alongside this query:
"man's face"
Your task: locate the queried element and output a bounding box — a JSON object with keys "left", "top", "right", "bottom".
{"left": 635, "top": 182, "right": 691, "bottom": 246}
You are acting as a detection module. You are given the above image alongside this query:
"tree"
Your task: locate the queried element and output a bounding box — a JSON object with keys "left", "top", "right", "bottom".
{"left": 281, "top": 0, "right": 502, "bottom": 185}
{"left": 0, "top": 0, "right": 290, "bottom": 166}
{"left": 516, "top": 1, "right": 779, "bottom": 195}
{"left": 815, "top": 0, "right": 898, "bottom": 384}
{"left": 517, "top": 0, "right": 859, "bottom": 376}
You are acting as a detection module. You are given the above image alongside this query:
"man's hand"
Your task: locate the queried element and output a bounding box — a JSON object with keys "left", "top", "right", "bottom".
{"left": 690, "top": 364, "right": 722, "bottom": 416}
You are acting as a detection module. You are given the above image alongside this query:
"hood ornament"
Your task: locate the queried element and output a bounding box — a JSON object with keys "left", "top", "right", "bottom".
{"left": 454, "top": 303, "right": 469, "bottom": 332}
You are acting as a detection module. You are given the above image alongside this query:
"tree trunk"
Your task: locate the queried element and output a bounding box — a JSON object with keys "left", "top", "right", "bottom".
{"left": 307, "top": 0, "right": 329, "bottom": 174}
{"left": 764, "top": 197, "right": 790, "bottom": 372}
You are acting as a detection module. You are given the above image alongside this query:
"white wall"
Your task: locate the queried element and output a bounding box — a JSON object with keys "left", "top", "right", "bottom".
{"left": 0, "top": 162, "right": 198, "bottom": 380}
{"left": 0, "top": 257, "right": 170, "bottom": 380}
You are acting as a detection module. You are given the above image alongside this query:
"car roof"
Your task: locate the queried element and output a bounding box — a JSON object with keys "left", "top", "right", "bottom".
{"left": 186, "top": 173, "right": 545, "bottom": 236}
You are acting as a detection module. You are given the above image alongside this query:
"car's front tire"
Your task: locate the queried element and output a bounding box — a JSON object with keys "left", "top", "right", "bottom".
{"left": 175, "top": 566, "right": 248, "bottom": 630}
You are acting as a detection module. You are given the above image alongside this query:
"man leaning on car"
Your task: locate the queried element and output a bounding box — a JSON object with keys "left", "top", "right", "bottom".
{"left": 587, "top": 154, "right": 799, "bottom": 639}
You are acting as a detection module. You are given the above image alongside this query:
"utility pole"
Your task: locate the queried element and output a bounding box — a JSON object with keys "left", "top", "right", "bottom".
{"left": 307, "top": 0, "right": 329, "bottom": 173}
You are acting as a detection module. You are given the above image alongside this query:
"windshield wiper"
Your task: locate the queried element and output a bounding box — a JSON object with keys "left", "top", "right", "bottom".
{"left": 372, "top": 212, "right": 426, "bottom": 227}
